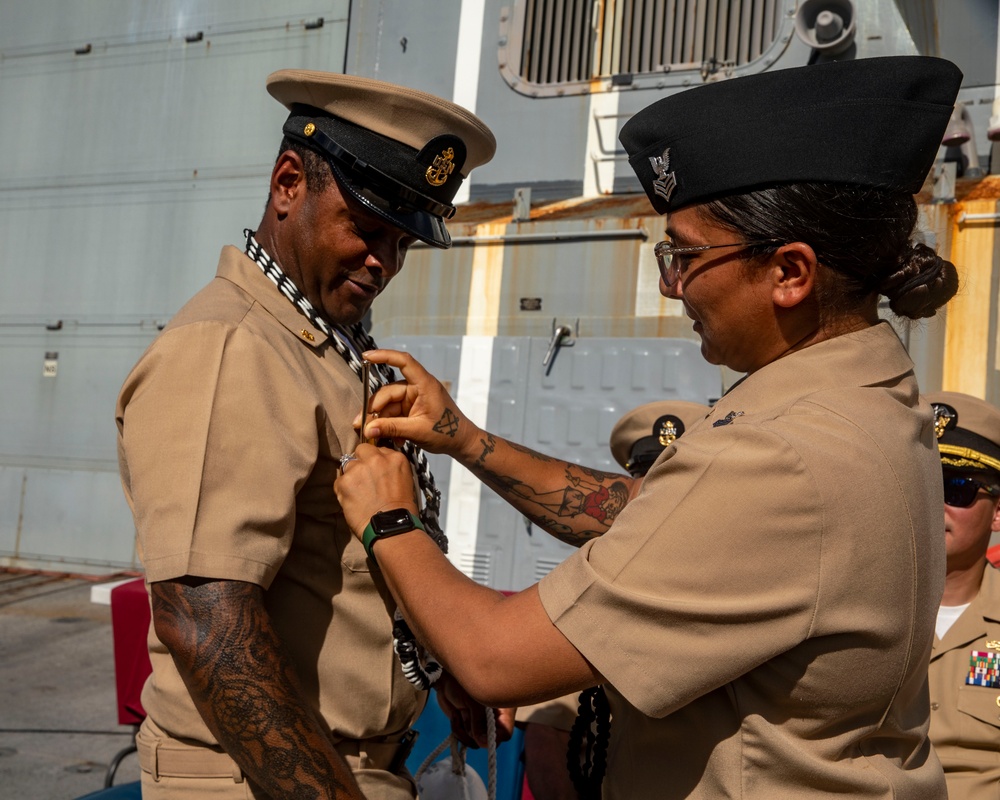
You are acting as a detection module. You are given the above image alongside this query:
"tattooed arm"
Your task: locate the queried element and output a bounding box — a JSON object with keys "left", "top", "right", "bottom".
{"left": 151, "top": 577, "right": 365, "bottom": 800}
{"left": 360, "top": 349, "right": 641, "bottom": 545}
{"left": 465, "top": 434, "right": 635, "bottom": 545}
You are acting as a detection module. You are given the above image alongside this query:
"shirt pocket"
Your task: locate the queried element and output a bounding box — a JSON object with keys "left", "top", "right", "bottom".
{"left": 341, "top": 531, "right": 372, "bottom": 574}
{"left": 957, "top": 684, "right": 1000, "bottom": 756}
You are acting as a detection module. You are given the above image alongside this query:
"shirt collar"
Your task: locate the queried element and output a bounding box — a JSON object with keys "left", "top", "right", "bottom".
{"left": 707, "top": 322, "right": 915, "bottom": 426}
{"left": 216, "top": 245, "right": 328, "bottom": 350}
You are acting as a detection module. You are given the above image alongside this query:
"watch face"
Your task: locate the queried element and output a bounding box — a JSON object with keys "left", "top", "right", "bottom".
{"left": 372, "top": 508, "right": 417, "bottom": 535}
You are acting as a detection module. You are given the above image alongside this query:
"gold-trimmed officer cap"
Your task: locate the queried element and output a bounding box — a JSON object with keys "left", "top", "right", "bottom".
{"left": 610, "top": 400, "right": 710, "bottom": 477}
{"left": 619, "top": 56, "right": 962, "bottom": 214}
{"left": 925, "top": 391, "right": 1000, "bottom": 476}
{"left": 267, "top": 70, "right": 497, "bottom": 249}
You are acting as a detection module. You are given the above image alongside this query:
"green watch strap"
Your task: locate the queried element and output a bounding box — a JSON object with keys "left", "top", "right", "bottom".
{"left": 362, "top": 512, "right": 425, "bottom": 564}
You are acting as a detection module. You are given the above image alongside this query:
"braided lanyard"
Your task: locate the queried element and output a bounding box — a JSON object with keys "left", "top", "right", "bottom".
{"left": 244, "top": 229, "right": 445, "bottom": 688}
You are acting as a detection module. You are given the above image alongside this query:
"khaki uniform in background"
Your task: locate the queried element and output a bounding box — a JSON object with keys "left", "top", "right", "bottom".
{"left": 930, "top": 565, "right": 1000, "bottom": 799}
{"left": 539, "top": 322, "right": 947, "bottom": 798}
{"left": 515, "top": 695, "right": 579, "bottom": 732}
{"left": 117, "top": 247, "right": 423, "bottom": 799}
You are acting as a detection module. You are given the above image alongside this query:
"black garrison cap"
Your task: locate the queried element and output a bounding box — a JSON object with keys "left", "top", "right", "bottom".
{"left": 267, "top": 70, "right": 496, "bottom": 248}
{"left": 620, "top": 56, "right": 963, "bottom": 213}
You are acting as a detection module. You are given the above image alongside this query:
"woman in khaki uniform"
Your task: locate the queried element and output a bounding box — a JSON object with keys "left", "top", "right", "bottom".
{"left": 335, "top": 57, "right": 962, "bottom": 798}
{"left": 925, "top": 392, "right": 1000, "bottom": 799}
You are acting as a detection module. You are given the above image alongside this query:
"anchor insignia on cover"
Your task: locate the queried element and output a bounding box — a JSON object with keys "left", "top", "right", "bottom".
{"left": 657, "top": 417, "right": 682, "bottom": 446}
{"left": 932, "top": 402, "right": 958, "bottom": 439}
{"left": 425, "top": 147, "right": 456, "bottom": 187}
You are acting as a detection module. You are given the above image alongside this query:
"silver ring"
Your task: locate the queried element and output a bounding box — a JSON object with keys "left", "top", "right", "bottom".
{"left": 339, "top": 453, "right": 358, "bottom": 474}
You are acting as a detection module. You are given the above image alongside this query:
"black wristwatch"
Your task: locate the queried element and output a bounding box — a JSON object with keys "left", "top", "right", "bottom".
{"left": 362, "top": 508, "right": 424, "bottom": 565}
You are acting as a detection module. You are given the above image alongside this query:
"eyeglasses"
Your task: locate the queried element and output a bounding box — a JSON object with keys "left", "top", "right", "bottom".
{"left": 943, "top": 474, "right": 1000, "bottom": 508}
{"left": 654, "top": 239, "right": 784, "bottom": 287}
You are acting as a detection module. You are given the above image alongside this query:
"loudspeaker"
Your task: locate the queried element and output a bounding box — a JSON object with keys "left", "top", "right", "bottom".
{"left": 988, "top": 113, "right": 1000, "bottom": 142}
{"left": 794, "top": 0, "right": 856, "bottom": 55}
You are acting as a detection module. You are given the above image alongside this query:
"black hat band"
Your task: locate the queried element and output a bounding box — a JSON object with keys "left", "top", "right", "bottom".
{"left": 284, "top": 122, "right": 458, "bottom": 220}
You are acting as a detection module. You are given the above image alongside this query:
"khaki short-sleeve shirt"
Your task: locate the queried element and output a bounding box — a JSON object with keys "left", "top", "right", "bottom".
{"left": 116, "top": 246, "right": 424, "bottom": 750}
{"left": 930, "top": 565, "right": 1000, "bottom": 800}
{"left": 539, "top": 323, "right": 946, "bottom": 799}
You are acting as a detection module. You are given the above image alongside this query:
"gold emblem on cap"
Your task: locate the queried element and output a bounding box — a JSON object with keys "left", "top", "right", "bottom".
{"left": 425, "top": 147, "right": 455, "bottom": 187}
{"left": 658, "top": 419, "right": 680, "bottom": 447}
{"left": 303, "top": 123, "right": 316, "bottom": 137}
{"left": 932, "top": 403, "right": 956, "bottom": 439}
{"left": 300, "top": 329, "right": 315, "bottom": 342}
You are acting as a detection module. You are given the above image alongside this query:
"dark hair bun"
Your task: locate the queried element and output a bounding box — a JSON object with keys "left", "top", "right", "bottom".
{"left": 878, "top": 242, "right": 959, "bottom": 319}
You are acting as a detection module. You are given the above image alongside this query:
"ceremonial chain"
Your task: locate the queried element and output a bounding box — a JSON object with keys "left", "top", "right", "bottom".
{"left": 244, "top": 229, "right": 445, "bottom": 688}
{"left": 568, "top": 685, "right": 611, "bottom": 799}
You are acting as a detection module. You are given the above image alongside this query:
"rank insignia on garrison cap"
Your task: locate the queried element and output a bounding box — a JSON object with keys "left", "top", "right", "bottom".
{"left": 648, "top": 147, "right": 677, "bottom": 203}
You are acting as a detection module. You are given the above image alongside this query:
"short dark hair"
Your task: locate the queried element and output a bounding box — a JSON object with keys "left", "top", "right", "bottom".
{"left": 265, "top": 137, "right": 333, "bottom": 208}
{"left": 701, "top": 182, "right": 959, "bottom": 320}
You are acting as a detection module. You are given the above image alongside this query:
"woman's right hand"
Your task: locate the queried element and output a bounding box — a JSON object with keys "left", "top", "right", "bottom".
{"left": 357, "top": 349, "right": 481, "bottom": 459}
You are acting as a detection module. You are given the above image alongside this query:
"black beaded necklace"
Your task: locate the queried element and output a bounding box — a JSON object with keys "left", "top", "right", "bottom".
{"left": 568, "top": 685, "right": 611, "bottom": 798}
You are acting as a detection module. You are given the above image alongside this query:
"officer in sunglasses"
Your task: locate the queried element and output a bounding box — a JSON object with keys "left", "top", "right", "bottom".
{"left": 924, "top": 391, "right": 1000, "bottom": 800}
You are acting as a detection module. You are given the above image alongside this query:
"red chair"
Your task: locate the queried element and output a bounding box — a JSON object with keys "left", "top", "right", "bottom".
{"left": 106, "top": 578, "right": 152, "bottom": 787}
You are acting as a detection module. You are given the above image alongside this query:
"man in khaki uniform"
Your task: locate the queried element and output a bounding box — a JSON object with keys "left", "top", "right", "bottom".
{"left": 115, "top": 71, "right": 495, "bottom": 798}
{"left": 926, "top": 392, "right": 1000, "bottom": 799}
{"left": 515, "top": 400, "right": 709, "bottom": 800}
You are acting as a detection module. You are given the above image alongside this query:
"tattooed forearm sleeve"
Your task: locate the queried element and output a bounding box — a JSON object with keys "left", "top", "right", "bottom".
{"left": 151, "top": 578, "right": 365, "bottom": 800}
{"left": 462, "top": 435, "right": 636, "bottom": 545}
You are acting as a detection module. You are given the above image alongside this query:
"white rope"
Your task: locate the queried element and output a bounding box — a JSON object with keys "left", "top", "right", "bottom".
{"left": 413, "top": 709, "right": 498, "bottom": 800}
{"left": 415, "top": 733, "right": 457, "bottom": 784}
